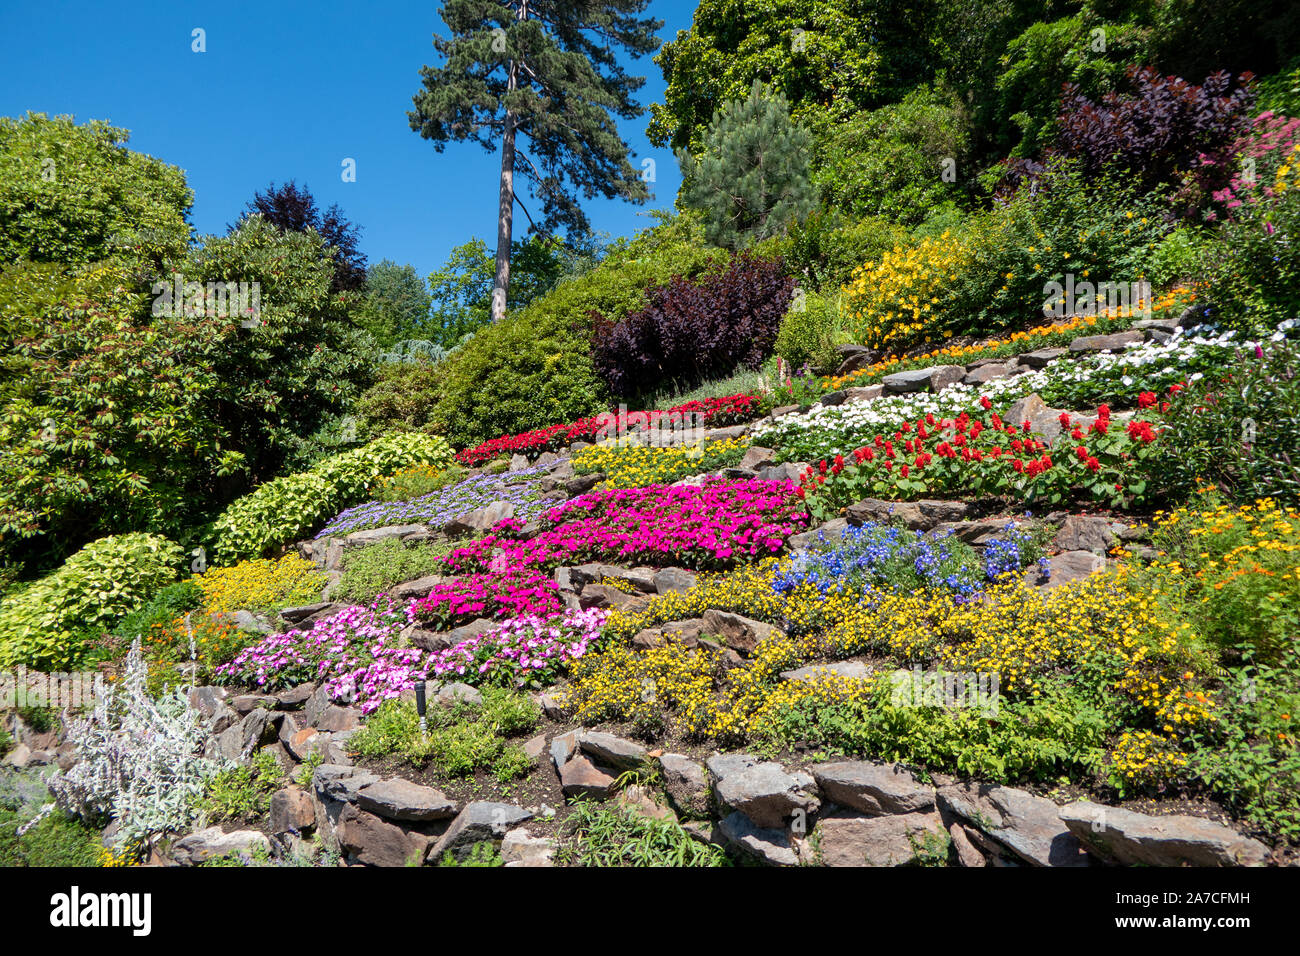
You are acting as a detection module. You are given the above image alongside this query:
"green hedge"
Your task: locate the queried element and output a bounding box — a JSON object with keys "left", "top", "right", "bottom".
{"left": 212, "top": 432, "right": 455, "bottom": 564}
{"left": 0, "top": 533, "right": 183, "bottom": 669}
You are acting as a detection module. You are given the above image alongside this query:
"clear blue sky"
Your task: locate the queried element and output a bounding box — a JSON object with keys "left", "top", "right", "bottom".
{"left": 0, "top": 0, "right": 698, "bottom": 281}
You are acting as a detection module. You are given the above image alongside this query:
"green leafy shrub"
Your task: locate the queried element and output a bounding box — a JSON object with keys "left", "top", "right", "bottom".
{"left": 775, "top": 292, "right": 842, "bottom": 373}
{"left": 356, "top": 359, "right": 446, "bottom": 441}
{"left": 0, "top": 216, "right": 377, "bottom": 566}
{"left": 813, "top": 84, "right": 972, "bottom": 225}
{"left": 335, "top": 538, "right": 457, "bottom": 604}
{"left": 111, "top": 579, "right": 203, "bottom": 641}
{"left": 198, "top": 748, "right": 284, "bottom": 822}
{"left": 1186, "top": 644, "right": 1300, "bottom": 842}
{"left": 1142, "top": 226, "right": 1215, "bottom": 290}
{"left": 774, "top": 210, "right": 908, "bottom": 295}
{"left": 378, "top": 463, "right": 467, "bottom": 502}
{"left": 211, "top": 432, "right": 454, "bottom": 563}
{"left": 431, "top": 229, "right": 723, "bottom": 449}
{"left": 0, "top": 533, "right": 183, "bottom": 668}
{"left": 1149, "top": 341, "right": 1300, "bottom": 503}
{"left": 1204, "top": 154, "right": 1300, "bottom": 332}
{"left": 0, "top": 112, "right": 192, "bottom": 267}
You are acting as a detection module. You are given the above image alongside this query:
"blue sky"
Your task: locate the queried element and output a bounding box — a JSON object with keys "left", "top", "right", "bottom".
{"left": 0, "top": 0, "right": 698, "bottom": 281}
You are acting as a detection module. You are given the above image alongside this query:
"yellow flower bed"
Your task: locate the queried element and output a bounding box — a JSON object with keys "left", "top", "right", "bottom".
{"left": 567, "top": 563, "right": 1217, "bottom": 751}
{"left": 195, "top": 554, "right": 326, "bottom": 614}
{"left": 841, "top": 231, "right": 975, "bottom": 352}
{"left": 571, "top": 437, "right": 750, "bottom": 489}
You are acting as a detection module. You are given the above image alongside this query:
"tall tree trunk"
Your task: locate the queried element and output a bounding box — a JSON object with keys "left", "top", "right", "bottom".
{"left": 491, "top": 0, "right": 527, "bottom": 323}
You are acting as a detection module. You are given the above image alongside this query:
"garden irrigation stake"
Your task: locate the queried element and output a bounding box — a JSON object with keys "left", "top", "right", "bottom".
{"left": 414, "top": 680, "right": 428, "bottom": 735}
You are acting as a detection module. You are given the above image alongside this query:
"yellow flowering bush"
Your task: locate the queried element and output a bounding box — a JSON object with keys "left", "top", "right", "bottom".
{"left": 842, "top": 230, "right": 976, "bottom": 352}
{"left": 571, "top": 437, "right": 750, "bottom": 489}
{"left": 195, "top": 555, "right": 326, "bottom": 614}
{"left": 1110, "top": 730, "right": 1190, "bottom": 790}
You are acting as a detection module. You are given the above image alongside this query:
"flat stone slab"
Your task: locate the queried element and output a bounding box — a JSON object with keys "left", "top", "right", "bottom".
{"left": 1059, "top": 801, "right": 1271, "bottom": 867}
{"left": 356, "top": 778, "right": 458, "bottom": 822}
{"left": 812, "top": 761, "right": 936, "bottom": 815}
{"left": 780, "top": 660, "right": 873, "bottom": 683}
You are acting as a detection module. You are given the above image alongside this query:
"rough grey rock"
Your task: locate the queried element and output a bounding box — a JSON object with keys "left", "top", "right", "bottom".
{"left": 342, "top": 524, "right": 426, "bottom": 548}
{"left": 1017, "top": 348, "right": 1066, "bottom": 369}
{"left": 172, "top": 827, "right": 271, "bottom": 866}
{"left": 811, "top": 811, "right": 947, "bottom": 866}
{"left": 356, "top": 778, "right": 458, "bottom": 822}
{"left": 187, "top": 685, "right": 228, "bottom": 719}
{"left": 938, "top": 782, "right": 1088, "bottom": 867}
{"left": 653, "top": 567, "right": 698, "bottom": 594}
{"left": 312, "top": 765, "right": 379, "bottom": 805}
{"left": 577, "top": 731, "right": 648, "bottom": 771}
{"left": 845, "top": 385, "right": 883, "bottom": 403}
{"left": 425, "top": 802, "right": 533, "bottom": 863}
{"left": 445, "top": 501, "right": 516, "bottom": 536}
{"left": 500, "top": 828, "right": 556, "bottom": 867}
{"left": 564, "top": 473, "right": 604, "bottom": 497}
{"left": 1027, "top": 550, "right": 1105, "bottom": 589}
{"left": 275, "top": 683, "right": 317, "bottom": 710}
{"left": 700, "top": 609, "right": 779, "bottom": 654}
{"left": 846, "top": 497, "right": 968, "bottom": 530}
{"left": 963, "top": 362, "right": 1016, "bottom": 385}
{"left": 659, "top": 753, "right": 710, "bottom": 817}
{"left": 1059, "top": 801, "right": 1271, "bottom": 867}
{"left": 337, "top": 804, "right": 431, "bottom": 867}
{"left": 270, "top": 787, "right": 316, "bottom": 835}
{"left": 739, "top": 446, "right": 777, "bottom": 470}
{"left": 230, "top": 693, "right": 277, "bottom": 714}
{"left": 1054, "top": 515, "right": 1118, "bottom": 555}
{"left": 392, "top": 575, "right": 456, "bottom": 601}
{"left": 812, "top": 761, "right": 936, "bottom": 815}
{"left": 1069, "top": 331, "right": 1144, "bottom": 353}
{"left": 578, "top": 583, "right": 648, "bottom": 611}
{"left": 279, "top": 602, "right": 340, "bottom": 627}
{"left": 558, "top": 754, "right": 617, "bottom": 798}
{"left": 881, "top": 368, "right": 935, "bottom": 395}
{"left": 779, "top": 660, "right": 873, "bottom": 683}
{"left": 717, "top": 811, "right": 799, "bottom": 866}
{"left": 713, "top": 761, "right": 820, "bottom": 829}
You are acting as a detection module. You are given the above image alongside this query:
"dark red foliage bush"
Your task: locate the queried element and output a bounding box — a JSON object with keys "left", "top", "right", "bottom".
{"left": 590, "top": 253, "right": 794, "bottom": 399}
{"left": 1056, "top": 66, "right": 1256, "bottom": 193}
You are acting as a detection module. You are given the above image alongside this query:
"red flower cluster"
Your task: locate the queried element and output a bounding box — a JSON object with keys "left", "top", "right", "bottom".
{"left": 454, "top": 394, "right": 763, "bottom": 466}
{"left": 797, "top": 398, "right": 1167, "bottom": 520}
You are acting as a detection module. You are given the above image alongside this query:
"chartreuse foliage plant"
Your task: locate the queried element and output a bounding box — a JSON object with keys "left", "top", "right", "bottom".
{"left": 0, "top": 533, "right": 183, "bottom": 669}
{"left": 211, "top": 432, "right": 454, "bottom": 563}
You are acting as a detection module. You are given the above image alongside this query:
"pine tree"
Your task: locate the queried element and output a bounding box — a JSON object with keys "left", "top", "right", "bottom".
{"left": 678, "top": 81, "right": 816, "bottom": 250}
{"left": 409, "top": 1, "right": 660, "bottom": 322}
